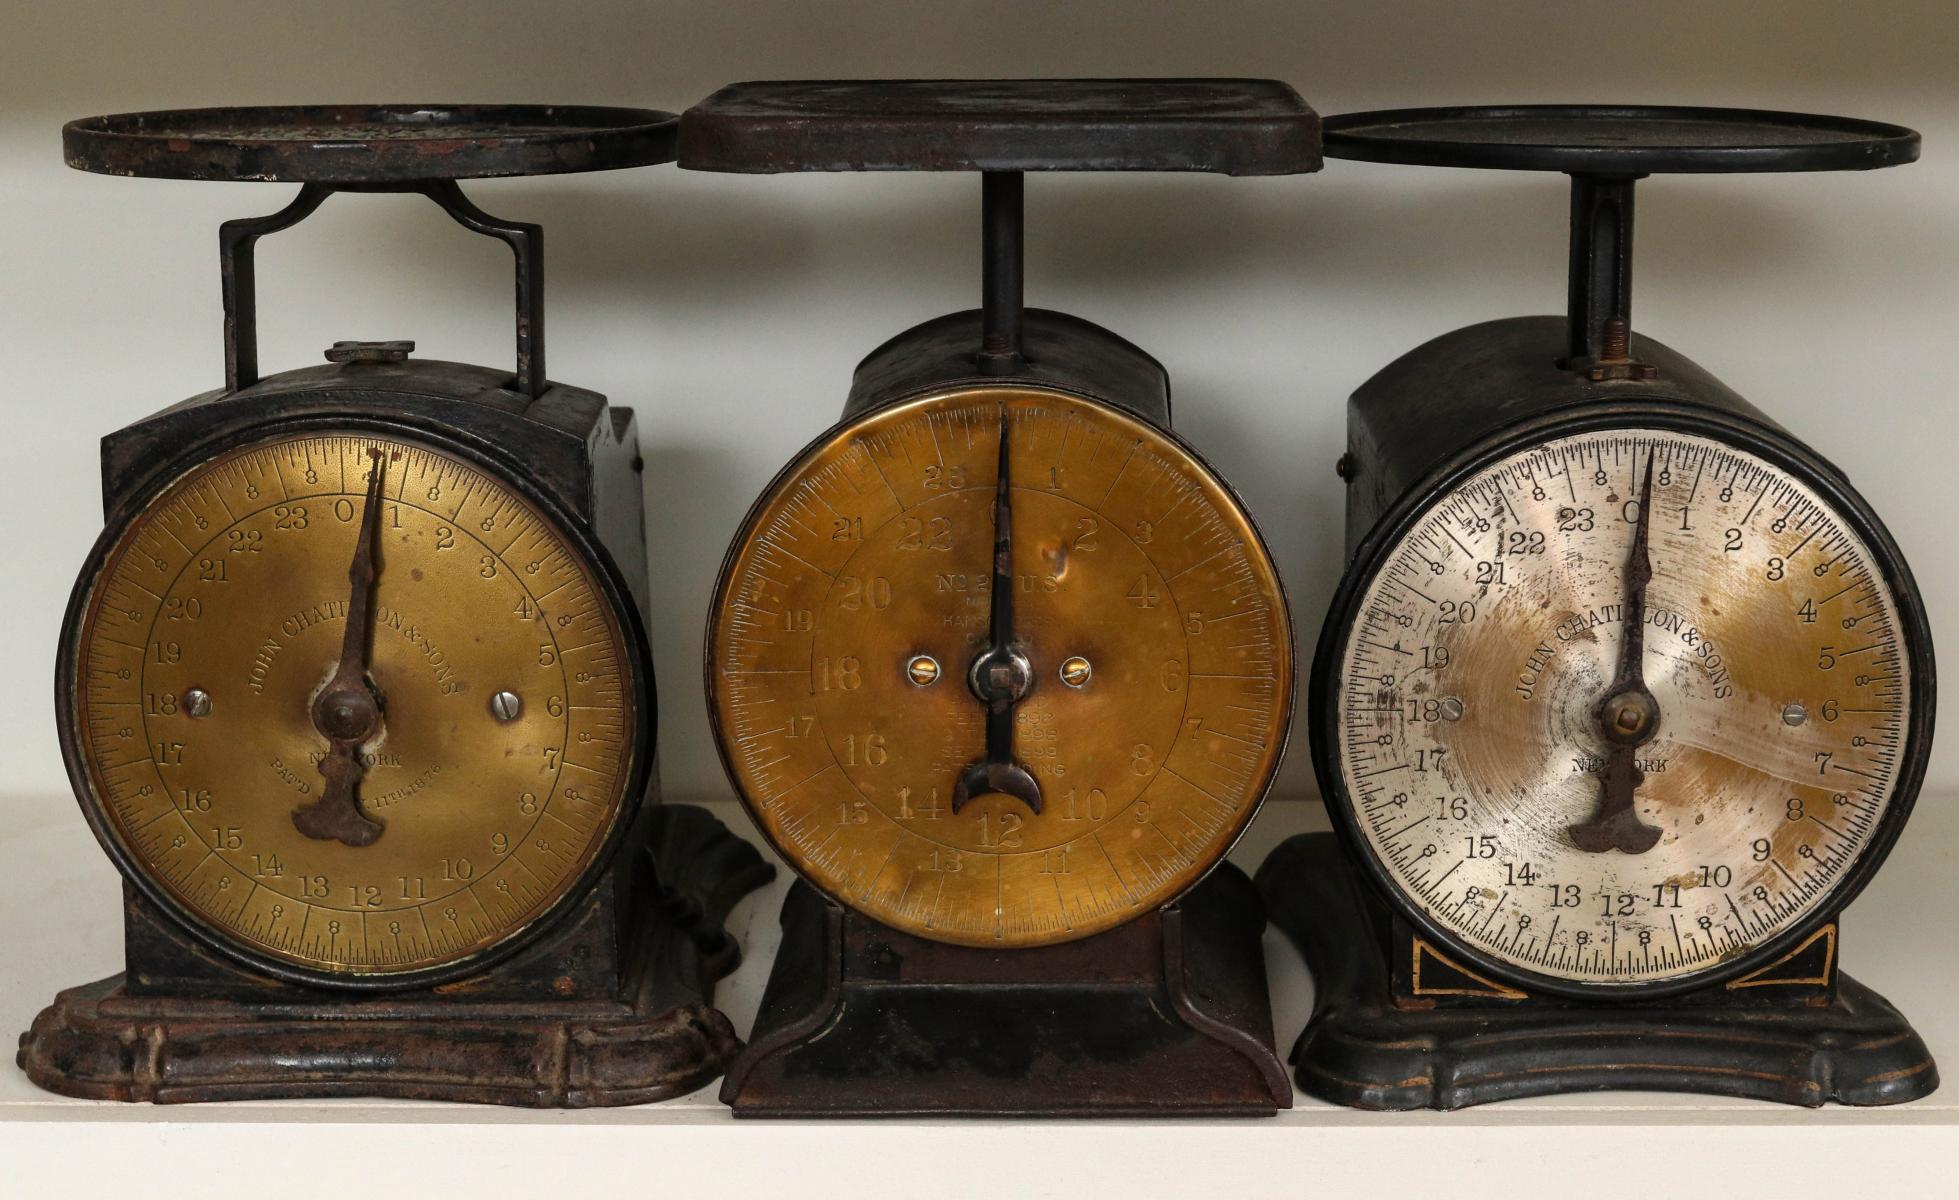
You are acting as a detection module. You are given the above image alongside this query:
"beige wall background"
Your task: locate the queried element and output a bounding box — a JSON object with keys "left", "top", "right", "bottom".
{"left": 1, "top": 1, "right": 1952, "bottom": 810}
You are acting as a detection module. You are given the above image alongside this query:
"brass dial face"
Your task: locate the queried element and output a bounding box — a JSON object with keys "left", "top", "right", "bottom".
{"left": 1331, "top": 428, "right": 1916, "bottom": 988}
{"left": 709, "top": 387, "right": 1292, "bottom": 948}
{"left": 68, "top": 431, "right": 639, "bottom": 982}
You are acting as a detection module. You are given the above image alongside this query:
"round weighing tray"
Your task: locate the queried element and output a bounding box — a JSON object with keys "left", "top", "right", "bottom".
{"left": 63, "top": 104, "right": 677, "bottom": 184}
{"left": 1322, "top": 105, "right": 1919, "bottom": 174}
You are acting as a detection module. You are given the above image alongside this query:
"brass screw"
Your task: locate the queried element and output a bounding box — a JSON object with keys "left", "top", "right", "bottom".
{"left": 1059, "top": 656, "right": 1092, "bottom": 687}
{"left": 1601, "top": 317, "right": 1632, "bottom": 361}
{"left": 907, "top": 656, "right": 941, "bottom": 686}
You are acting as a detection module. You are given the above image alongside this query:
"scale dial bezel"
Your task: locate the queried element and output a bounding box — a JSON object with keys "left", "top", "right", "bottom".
{"left": 1311, "top": 400, "right": 1936, "bottom": 1000}
{"left": 56, "top": 412, "right": 658, "bottom": 992}
{"left": 705, "top": 383, "right": 1296, "bottom": 949}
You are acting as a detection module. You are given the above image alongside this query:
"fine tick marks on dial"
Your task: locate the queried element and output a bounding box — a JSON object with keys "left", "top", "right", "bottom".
{"left": 73, "top": 433, "right": 636, "bottom": 978}
{"left": 1335, "top": 429, "right": 1910, "bottom": 986}
{"left": 712, "top": 388, "right": 1291, "bottom": 948}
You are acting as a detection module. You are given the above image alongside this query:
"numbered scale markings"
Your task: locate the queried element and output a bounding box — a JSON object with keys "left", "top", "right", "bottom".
{"left": 71, "top": 433, "right": 638, "bottom": 978}
{"left": 1331, "top": 428, "right": 1911, "bottom": 986}
{"left": 710, "top": 388, "right": 1292, "bottom": 948}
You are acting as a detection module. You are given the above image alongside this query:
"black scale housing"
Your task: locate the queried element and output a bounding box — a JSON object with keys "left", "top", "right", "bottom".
{"left": 726, "top": 308, "right": 1292, "bottom": 1116}
{"left": 1256, "top": 105, "right": 1938, "bottom": 1110}
{"left": 19, "top": 105, "right": 773, "bottom": 1106}
{"left": 682, "top": 79, "right": 1321, "bottom": 1117}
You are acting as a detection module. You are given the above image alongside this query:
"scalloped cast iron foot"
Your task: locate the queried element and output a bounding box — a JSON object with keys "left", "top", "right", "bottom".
{"left": 18, "top": 978, "right": 741, "bottom": 1107}
{"left": 1255, "top": 832, "right": 1938, "bottom": 1111}
{"left": 17, "top": 803, "right": 774, "bottom": 1107}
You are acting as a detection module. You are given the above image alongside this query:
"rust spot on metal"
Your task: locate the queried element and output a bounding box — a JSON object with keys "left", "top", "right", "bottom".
{"left": 64, "top": 104, "right": 677, "bottom": 185}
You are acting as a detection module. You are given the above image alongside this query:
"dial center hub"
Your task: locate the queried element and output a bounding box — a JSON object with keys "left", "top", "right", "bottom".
{"left": 710, "top": 388, "right": 1292, "bottom": 948}
{"left": 968, "top": 646, "right": 1033, "bottom": 703}
{"left": 313, "top": 685, "right": 380, "bottom": 742}
{"left": 1598, "top": 689, "right": 1659, "bottom": 745}
{"left": 1331, "top": 427, "right": 1915, "bottom": 987}
{"left": 70, "top": 431, "right": 639, "bottom": 979}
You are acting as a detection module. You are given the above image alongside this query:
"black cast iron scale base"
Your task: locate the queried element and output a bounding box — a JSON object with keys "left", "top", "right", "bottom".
{"left": 21, "top": 805, "right": 774, "bottom": 1107}
{"left": 1256, "top": 833, "right": 1937, "bottom": 1111}
{"left": 722, "top": 865, "right": 1291, "bottom": 1116}
{"left": 21, "top": 981, "right": 738, "bottom": 1109}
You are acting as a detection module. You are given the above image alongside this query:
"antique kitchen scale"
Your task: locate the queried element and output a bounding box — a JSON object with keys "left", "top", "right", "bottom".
{"left": 18, "top": 105, "right": 772, "bottom": 1105}
{"left": 684, "top": 79, "right": 1317, "bottom": 1115}
{"left": 1257, "top": 105, "right": 1937, "bottom": 1108}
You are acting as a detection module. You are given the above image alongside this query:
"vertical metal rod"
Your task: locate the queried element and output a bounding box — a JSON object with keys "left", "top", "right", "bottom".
{"left": 1566, "top": 174, "right": 1639, "bottom": 364}
{"left": 979, "top": 170, "right": 1025, "bottom": 374}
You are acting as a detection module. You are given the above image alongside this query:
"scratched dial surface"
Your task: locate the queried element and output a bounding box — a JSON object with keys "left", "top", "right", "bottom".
{"left": 68, "top": 432, "right": 637, "bottom": 980}
{"left": 710, "top": 387, "right": 1291, "bottom": 948}
{"left": 1332, "top": 428, "right": 1915, "bottom": 987}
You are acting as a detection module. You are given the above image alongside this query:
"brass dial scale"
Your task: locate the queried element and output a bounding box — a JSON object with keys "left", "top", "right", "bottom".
{"left": 682, "top": 79, "right": 1318, "bottom": 1115}
{"left": 19, "top": 106, "right": 771, "bottom": 1105}
{"left": 1256, "top": 106, "right": 1936, "bottom": 1108}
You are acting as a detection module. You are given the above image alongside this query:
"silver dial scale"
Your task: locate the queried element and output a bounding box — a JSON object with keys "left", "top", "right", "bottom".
{"left": 1256, "top": 104, "right": 1936, "bottom": 1110}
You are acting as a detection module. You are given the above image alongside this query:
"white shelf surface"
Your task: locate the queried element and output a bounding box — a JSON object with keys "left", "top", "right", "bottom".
{"left": 6, "top": 792, "right": 1958, "bottom": 1196}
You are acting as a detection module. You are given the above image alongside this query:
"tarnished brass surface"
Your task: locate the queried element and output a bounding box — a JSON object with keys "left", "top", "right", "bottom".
{"left": 71, "top": 433, "right": 635, "bottom": 978}
{"left": 1334, "top": 429, "right": 1911, "bottom": 985}
{"left": 709, "top": 387, "right": 1291, "bottom": 948}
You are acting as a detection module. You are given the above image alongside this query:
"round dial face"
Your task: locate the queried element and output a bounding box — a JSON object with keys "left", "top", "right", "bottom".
{"left": 1330, "top": 427, "right": 1917, "bottom": 990}
{"left": 68, "top": 431, "right": 640, "bottom": 982}
{"left": 710, "top": 387, "right": 1292, "bottom": 948}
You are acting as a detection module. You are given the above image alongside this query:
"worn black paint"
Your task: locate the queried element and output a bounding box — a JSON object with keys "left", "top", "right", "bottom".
{"left": 1312, "top": 317, "right": 1936, "bottom": 1004}
{"left": 723, "top": 868, "right": 1290, "bottom": 1116}
{"left": 692, "top": 78, "right": 1316, "bottom": 1117}
{"left": 1322, "top": 105, "right": 1920, "bottom": 175}
{"left": 678, "top": 79, "right": 1319, "bottom": 175}
{"left": 63, "top": 104, "right": 677, "bottom": 184}
{"left": 21, "top": 108, "right": 773, "bottom": 1107}
{"left": 1269, "top": 101, "right": 1932, "bottom": 1107}
{"left": 1258, "top": 833, "right": 1936, "bottom": 1109}
{"left": 23, "top": 806, "right": 775, "bottom": 1105}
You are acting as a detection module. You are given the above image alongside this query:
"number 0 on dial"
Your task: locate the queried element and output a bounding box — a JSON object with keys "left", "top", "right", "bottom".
{"left": 1324, "top": 428, "right": 1924, "bottom": 991}
{"left": 65, "top": 431, "right": 642, "bottom": 983}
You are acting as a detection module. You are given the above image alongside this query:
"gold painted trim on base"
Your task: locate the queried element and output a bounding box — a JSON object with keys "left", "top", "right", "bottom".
{"left": 1726, "top": 924, "right": 1837, "bottom": 990}
{"left": 1411, "top": 937, "right": 1528, "bottom": 1000}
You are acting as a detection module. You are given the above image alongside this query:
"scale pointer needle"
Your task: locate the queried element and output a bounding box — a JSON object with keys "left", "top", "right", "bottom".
{"left": 952, "top": 407, "right": 1043, "bottom": 814}
{"left": 1569, "top": 453, "right": 1665, "bottom": 855}
{"left": 293, "top": 448, "right": 389, "bottom": 847}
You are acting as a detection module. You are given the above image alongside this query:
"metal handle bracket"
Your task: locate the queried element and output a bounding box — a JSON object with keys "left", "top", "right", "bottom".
{"left": 219, "top": 180, "right": 545, "bottom": 397}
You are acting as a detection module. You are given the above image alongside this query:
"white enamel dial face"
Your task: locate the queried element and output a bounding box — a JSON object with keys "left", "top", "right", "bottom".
{"left": 1333, "top": 428, "right": 1914, "bottom": 987}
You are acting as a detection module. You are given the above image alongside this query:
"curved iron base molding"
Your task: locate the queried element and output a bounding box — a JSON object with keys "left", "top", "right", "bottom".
{"left": 722, "top": 863, "right": 1291, "bottom": 1116}
{"left": 20, "top": 981, "right": 740, "bottom": 1107}
{"left": 19, "top": 804, "right": 774, "bottom": 1107}
{"left": 1257, "top": 831, "right": 1937, "bottom": 1110}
